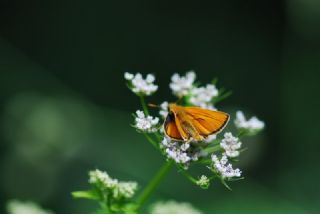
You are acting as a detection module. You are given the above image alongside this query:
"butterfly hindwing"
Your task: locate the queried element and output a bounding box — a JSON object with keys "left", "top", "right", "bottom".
{"left": 164, "top": 112, "right": 183, "bottom": 141}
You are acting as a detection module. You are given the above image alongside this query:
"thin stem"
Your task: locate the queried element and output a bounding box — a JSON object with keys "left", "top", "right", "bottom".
{"left": 203, "top": 144, "right": 221, "bottom": 153}
{"left": 139, "top": 95, "right": 149, "bottom": 116}
{"left": 179, "top": 169, "right": 197, "bottom": 184}
{"left": 136, "top": 160, "right": 174, "bottom": 209}
{"left": 143, "top": 133, "right": 158, "bottom": 150}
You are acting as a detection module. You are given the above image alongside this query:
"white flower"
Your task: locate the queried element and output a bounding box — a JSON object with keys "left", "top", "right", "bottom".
{"left": 113, "top": 181, "right": 138, "bottom": 199}
{"left": 150, "top": 200, "right": 202, "bottom": 214}
{"left": 159, "top": 101, "right": 169, "bottom": 118}
{"left": 196, "top": 175, "right": 210, "bottom": 188}
{"left": 89, "top": 169, "right": 138, "bottom": 200}
{"left": 189, "top": 84, "right": 218, "bottom": 108}
{"left": 234, "top": 111, "right": 265, "bottom": 134}
{"left": 220, "top": 132, "right": 242, "bottom": 158}
{"left": 170, "top": 71, "right": 196, "bottom": 97}
{"left": 211, "top": 155, "right": 242, "bottom": 178}
{"left": 7, "top": 200, "right": 54, "bottom": 214}
{"left": 135, "top": 110, "right": 159, "bottom": 133}
{"left": 204, "top": 134, "right": 216, "bottom": 143}
{"left": 124, "top": 72, "right": 134, "bottom": 80}
{"left": 161, "top": 138, "right": 199, "bottom": 168}
{"left": 89, "top": 169, "right": 118, "bottom": 189}
{"left": 125, "top": 72, "right": 158, "bottom": 96}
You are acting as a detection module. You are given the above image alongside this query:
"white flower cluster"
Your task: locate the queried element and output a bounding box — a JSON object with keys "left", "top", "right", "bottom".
{"left": 196, "top": 175, "right": 210, "bottom": 188}
{"left": 170, "top": 71, "right": 196, "bottom": 97}
{"left": 234, "top": 111, "right": 265, "bottom": 134}
{"left": 220, "top": 132, "right": 242, "bottom": 158}
{"left": 159, "top": 101, "right": 169, "bottom": 118}
{"left": 189, "top": 84, "right": 218, "bottom": 109}
{"left": 135, "top": 110, "right": 159, "bottom": 133}
{"left": 150, "top": 200, "right": 202, "bottom": 214}
{"left": 89, "top": 169, "right": 137, "bottom": 199}
{"left": 89, "top": 169, "right": 118, "bottom": 189}
{"left": 161, "top": 138, "right": 199, "bottom": 168}
{"left": 124, "top": 72, "right": 158, "bottom": 96}
{"left": 7, "top": 200, "right": 54, "bottom": 214}
{"left": 211, "top": 155, "right": 242, "bottom": 178}
{"left": 112, "top": 181, "right": 138, "bottom": 199}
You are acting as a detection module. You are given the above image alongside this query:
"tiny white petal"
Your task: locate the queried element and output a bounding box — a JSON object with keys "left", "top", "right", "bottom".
{"left": 124, "top": 72, "right": 134, "bottom": 80}
{"left": 205, "top": 134, "right": 216, "bottom": 143}
{"left": 159, "top": 101, "right": 169, "bottom": 118}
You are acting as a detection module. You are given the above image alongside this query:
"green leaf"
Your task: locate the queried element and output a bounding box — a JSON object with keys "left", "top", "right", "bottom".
{"left": 123, "top": 203, "right": 139, "bottom": 214}
{"left": 213, "top": 89, "right": 232, "bottom": 104}
{"left": 71, "top": 189, "right": 100, "bottom": 201}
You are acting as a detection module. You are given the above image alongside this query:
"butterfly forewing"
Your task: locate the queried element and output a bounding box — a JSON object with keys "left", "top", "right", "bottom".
{"left": 185, "top": 107, "right": 229, "bottom": 136}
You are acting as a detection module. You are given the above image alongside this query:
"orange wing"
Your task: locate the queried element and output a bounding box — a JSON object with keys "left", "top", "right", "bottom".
{"left": 184, "top": 107, "right": 229, "bottom": 136}
{"left": 164, "top": 112, "right": 183, "bottom": 140}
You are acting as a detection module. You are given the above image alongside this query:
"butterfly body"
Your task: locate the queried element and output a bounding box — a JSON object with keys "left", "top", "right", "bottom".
{"left": 164, "top": 103, "right": 229, "bottom": 142}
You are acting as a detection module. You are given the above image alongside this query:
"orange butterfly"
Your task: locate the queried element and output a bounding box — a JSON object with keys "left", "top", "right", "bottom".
{"left": 164, "top": 103, "right": 229, "bottom": 142}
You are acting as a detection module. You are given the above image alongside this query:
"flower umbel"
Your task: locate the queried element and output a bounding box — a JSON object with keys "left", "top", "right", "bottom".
{"left": 125, "top": 72, "right": 158, "bottom": 96}
{"left": 161, "top": 137, "right": 200, "bottom": 168}
{"left": 211, "top": 155, "right": 242, "bottom": 179}
{"left": 196, "top": 175, "right": 210, "bottom": 189}
{"left": 113, "top": 181, "right": 138, "bottom": 200}
{"left": 135, "top": 110, "right": 159, "bottom": 133}
{"left": 73, "top": 169, "right": 138, "bottom": 213}
{"left": 89, "top": 169, "right": 118, "bottom": 189}
{"left": 88, "top": 169, "right": 137, "bottom": 200}
{"left": 220, "top": 132, "right": 242, "bottom": 158}
{"left": 170, "top": 71, "right": 196, "bottom": 97}
{"left": 189, "top": 84, "right": 218, "bottom": 108}
{"left": 234, "top": 110, "right": 265, "bottom": 134}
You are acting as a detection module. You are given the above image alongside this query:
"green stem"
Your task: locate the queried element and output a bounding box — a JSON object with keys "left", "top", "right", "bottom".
{"left": 143, "top": 133, "right": 158, "bottom": 150}
{"left": 139, "top": 95, "right": 149, "bottom": 116}
{"left": 136, "top": 161, "right": 173, "bottom": 209}
{"left": 203, "top": 144, "right": 221, "bottom": 153}
{"left": 179, "top": 169, "right": 197, "bottom": 184}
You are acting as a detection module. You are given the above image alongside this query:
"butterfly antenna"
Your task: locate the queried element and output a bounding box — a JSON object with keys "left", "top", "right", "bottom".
{"left": 148, "top": 103, "right": 160, "bottom": 108}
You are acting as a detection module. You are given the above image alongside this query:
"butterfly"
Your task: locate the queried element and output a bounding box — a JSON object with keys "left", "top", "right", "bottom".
{"left": 164, "top": 103, "right": 229, "bottom": 142}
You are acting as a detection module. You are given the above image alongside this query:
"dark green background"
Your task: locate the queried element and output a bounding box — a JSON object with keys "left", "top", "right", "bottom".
{"left": 0, "top": 0, "right": 319, "bottom": 213}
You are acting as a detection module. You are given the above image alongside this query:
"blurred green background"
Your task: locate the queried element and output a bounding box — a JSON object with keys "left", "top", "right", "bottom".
{"left": 0, "top": 0, "right": 319, "bottom": 213}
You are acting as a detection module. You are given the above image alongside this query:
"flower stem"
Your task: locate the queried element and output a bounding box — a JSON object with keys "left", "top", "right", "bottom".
{"left": 203, "top": 144, "right": 221, "bottom": 153}
{"left": 143, "top": 133, "right": 158, "bottom": 150}
{"left": 136, "top": 160, "right": 173, "bottom": 209}
{"left": 139, "top": 95, "right": 149, "bottom": 116}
